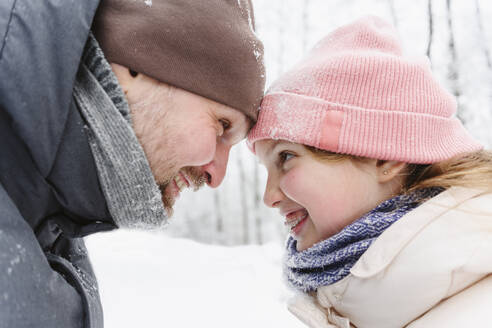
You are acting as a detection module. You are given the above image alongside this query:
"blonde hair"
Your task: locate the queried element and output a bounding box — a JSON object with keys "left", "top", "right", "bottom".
{"left": 404, "top": 150, "right": 492, "bottom": 193}
{"left": 305, "top": 146, "right": 492, "bottom": 194}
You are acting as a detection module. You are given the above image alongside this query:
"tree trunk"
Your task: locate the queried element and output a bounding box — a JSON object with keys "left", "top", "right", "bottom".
{"left": 253, "top": 161, "right": 262, "bottom": 244}
{"left": 302, "top": 0, "right": 310, "bottom": 53}
{"left": 214, "top": 190, "right": 223, "bottom": 234}
{"left": 388, "top": 0, "right": 398, "bottom": 29}
{"left": 276, "top": 0, "right": 286, "bottom": 76}
{"left": 446, "top": 0, "right": 465, "bottom": 124}
{"left": 475, "top": 0, "right": 492, "bottom": 70}
{"left": 426, "top": 0, "right": 434, "bottom": 60}
{"left": 237, "top": 150, "right": 249, "bottom": 244}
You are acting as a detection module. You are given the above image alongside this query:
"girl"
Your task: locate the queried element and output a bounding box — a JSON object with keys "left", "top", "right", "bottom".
{"left": 248, "top": 16, "right": 492, "bottom": 328}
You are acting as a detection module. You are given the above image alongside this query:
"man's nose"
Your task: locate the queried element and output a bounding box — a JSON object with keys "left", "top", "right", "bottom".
{"left": 201, "top": 142, "right": 231, "bottom": 188}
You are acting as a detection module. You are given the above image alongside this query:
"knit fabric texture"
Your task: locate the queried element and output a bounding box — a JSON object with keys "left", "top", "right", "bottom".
{"left": 93, "top": 0, "right": 265, "bottom": 121}
{"left": 284, "top": 187, "right": 444, "bottom": 292}
{"left": 248, "top": 16, "right": 482, "bottom": 163}
{"left": 73, "top": 33, "right": 168, "bottom": 229}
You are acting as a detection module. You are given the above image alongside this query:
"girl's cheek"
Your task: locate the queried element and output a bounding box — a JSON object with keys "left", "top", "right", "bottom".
{"left": 279, "top": 169, "right": 309, "bottom": 203}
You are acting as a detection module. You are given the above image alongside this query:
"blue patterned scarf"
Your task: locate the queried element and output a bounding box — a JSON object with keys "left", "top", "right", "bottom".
{"left": 284, "top": 188, "right": 443, "bottom": 292}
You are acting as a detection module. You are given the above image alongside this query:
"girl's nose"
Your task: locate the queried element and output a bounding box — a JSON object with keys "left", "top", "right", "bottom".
{"left": 263, "top": 178, "right": 283, "bottom": 208}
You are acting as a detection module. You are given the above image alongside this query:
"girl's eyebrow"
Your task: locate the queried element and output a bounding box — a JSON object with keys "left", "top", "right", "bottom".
{"left": 269, "top": 140, "right": 283, "bottom": 157}
{"left": 265, "top": 140, "right": 283, "bottom": 163}
{"left": 258, "top": 140, "right": 282, "bottom": 166}
{"left": 267, "top": 140, "right": 283, "bottom": 154}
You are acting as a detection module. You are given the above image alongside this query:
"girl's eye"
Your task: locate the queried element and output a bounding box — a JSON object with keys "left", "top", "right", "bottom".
{"left": 278, "top": 151, "right": 294, "bottom": 165}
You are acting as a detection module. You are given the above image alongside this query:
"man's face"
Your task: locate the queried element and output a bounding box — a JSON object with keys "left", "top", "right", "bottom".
{"left": 116, "top": 66, "right": 251, "bottom": 216}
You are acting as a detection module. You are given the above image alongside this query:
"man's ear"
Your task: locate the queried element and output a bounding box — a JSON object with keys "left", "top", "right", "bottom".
{"left": 376, "top": 160, "right": 407, "bottom": 183}
{"left": 110, "top": 63, "right": 138, "bottom": 95}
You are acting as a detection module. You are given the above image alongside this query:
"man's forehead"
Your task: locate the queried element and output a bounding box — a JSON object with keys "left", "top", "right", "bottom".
{"left": 245, "top": 116, "right": 255, "bottom": 132}
{"left": 210, "top": 97, "right": 255, "bottom": 128}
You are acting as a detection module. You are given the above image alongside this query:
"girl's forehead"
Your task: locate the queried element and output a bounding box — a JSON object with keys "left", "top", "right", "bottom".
{"left": 255, "top": 139, "right": 278, "bottom": 152}
{"left": 256, "top": 139, "right": 286, "bottom": 154}
{"left": 255, "top": 139, "right": 280, "bottom": 162}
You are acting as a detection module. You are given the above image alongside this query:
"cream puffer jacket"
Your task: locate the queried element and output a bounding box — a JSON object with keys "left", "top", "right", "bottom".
{"left": 288, "top": 187, "right": 492, "bottom": 328}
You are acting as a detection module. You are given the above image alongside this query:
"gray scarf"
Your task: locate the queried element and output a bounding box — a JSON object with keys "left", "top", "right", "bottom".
{"left": 72, "top": 33, "right": 168, "bottom": 229}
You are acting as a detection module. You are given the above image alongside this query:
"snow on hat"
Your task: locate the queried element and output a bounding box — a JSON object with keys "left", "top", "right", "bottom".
{"left": 247, "top": 15, "right": 482, "bottom": 163}
{"left": 93, "top": 0, "right": 265, "bottom": 121}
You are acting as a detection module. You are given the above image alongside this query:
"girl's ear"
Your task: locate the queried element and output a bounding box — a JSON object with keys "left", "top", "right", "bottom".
{"left": 375, "top": 160, "right": 407, "bottom": 183}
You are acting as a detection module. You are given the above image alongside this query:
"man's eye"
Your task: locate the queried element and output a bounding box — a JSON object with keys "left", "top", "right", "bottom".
{"left": 278, "top": 151, "right": 294, "bottom": 165}
{"left": 219, "top": 119, "right": 231, "bottom": 131}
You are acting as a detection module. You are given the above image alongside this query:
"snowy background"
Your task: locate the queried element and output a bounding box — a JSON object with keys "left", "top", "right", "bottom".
{"left": 85, "top": 1, "right": 492, "bottom": 327}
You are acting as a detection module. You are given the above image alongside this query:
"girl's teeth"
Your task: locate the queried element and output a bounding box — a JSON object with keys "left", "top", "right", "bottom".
{"left": 285, "top": 213, "right": 308, "bottom": 230}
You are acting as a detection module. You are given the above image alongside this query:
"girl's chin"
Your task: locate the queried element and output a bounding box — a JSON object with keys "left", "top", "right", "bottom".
{"left": 295, "top": 240, "right": 312, "bottom": 252}
{"left": 293, "top": 230, "right": 323, "bottom": 252}
{"left": 293, "top": 236, "right": 316, "bottom": 252}
{"left": 290, "top": 216, "right": 313, "bottom": 251}
{"left": 296, "top": 238, "right": 322, "bottom": 251}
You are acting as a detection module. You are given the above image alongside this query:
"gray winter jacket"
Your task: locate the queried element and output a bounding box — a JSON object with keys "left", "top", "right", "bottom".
{"left": 0, "top": 1, "right": 119, "bottom": 327}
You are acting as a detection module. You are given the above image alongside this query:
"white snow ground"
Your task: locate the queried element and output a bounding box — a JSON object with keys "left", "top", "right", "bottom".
{"left": 85, "top": 230, "right": 305, "bottom": 328}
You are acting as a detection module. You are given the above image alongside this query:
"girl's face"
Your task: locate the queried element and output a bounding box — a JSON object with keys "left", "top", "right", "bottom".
{"left": 256, "top": 140, "right": 401, "bottom": 251}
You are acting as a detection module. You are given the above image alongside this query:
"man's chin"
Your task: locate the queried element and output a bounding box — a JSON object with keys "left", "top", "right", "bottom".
{"left": 158, "top": 166, "right": 206, "bottom": 217}
{"left": 162, "top": 195, "right": 175, "bottom": 218}
{"left": 164, "top": 205, "right": 174, "bottom": 218}
{"left": 159, "top": 182, "right": 175, "bottom": 217}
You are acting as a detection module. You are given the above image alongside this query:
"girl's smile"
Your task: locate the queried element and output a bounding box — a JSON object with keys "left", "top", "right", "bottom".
{"left": 284, "top": 208, "right": 309, "bottom": 235}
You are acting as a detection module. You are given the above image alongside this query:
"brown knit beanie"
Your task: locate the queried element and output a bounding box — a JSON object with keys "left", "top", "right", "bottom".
{"left": 92, "top": 0, "right": 266, "bottom": 121}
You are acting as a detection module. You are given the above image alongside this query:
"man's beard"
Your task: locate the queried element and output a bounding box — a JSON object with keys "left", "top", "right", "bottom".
{"left": 159, "top": 166, "right": 207, "bottom": 217}
{"left": 128, "top": 86, "right": 207, "bottom": 217}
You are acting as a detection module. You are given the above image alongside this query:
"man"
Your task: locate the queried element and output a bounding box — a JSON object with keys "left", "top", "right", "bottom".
{"left": 0, "top": 0, "right": 265, "bottom": 327}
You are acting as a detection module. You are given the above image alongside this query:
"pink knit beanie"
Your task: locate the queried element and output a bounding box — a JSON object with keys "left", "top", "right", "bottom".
{"left": 247, "top": 16, "right": 482, "bottom": 163}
